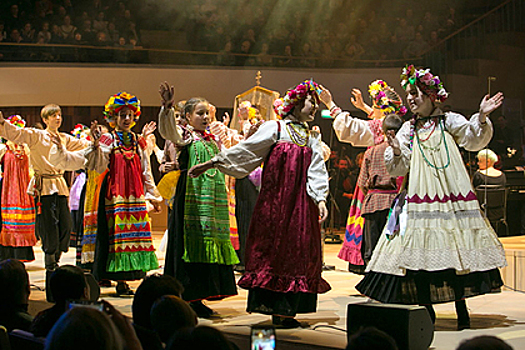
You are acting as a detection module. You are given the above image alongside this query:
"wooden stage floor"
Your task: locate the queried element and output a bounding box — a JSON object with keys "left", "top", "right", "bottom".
{"left": 24, "top": 233, "right": 525, "bottom": 350}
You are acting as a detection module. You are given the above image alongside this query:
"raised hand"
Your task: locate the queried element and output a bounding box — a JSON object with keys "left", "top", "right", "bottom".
{"left": 222, "top": 112, "right": 230, "bottom": 126}
{"left": 350, "top": 88, "right": 373, "bottom": 114}
{"left": 318, "top": 85, "right": 333, "bottom": 107}
{"left": 159, "top": 81, "right": 175, "bottom": 108}
{"left": 142, "top": 121, "right": 156, "bottom": 138}
{"left": 479, "top": 92, "right": 504, "bottom": 117}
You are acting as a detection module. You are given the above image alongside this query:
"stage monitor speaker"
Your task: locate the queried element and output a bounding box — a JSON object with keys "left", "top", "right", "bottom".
{"left": 347, "top": 302, "right": 434, "bottom": 350}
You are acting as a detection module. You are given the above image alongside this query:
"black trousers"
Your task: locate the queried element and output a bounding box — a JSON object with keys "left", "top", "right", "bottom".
{"left": 361, "top": 209, "right": 390, "bottom": 266}
{"left": 36, "top": 194, "right": 71, "bottom": 270}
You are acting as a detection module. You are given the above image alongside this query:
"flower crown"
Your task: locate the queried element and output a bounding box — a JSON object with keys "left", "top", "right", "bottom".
{"left": 368, "top": 80, "right": 407, "bottom": 117}
{"left": 103, "top": 92, "right": 141, "bottom": 127}
{"left": 400, "top": 65, "right": 448, "bottom": 103}
{"left": 7, "top": 115, "right": 26, "bottom": 128}
{"left": 71, "top": 123, "right": 91, "bottom": 140}
{"left": 273, "top": 80, "right": 320, "bottom": 118}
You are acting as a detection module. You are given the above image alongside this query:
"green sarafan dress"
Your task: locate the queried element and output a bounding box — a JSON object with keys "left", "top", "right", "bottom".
{"left": 164, "top": 131, "right": 239, "bottom": 301}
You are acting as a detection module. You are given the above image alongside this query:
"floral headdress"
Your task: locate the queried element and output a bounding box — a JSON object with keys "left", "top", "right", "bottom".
{"left": 368, "top": 80, "right": 407, "bottom": 117}
{"left": 400, "top": 65, "right": 448, "bottom": 103}
{"left": 273, "top": 80, "right": 320, "bottom": 119}
{"left": 7, "top": 115, "right": 26, "bottom": 128}
{"left": 71, "top": 123, "right": 91, "bottom": 140}
{"left": 103, "top": 91, "right": 141, "bottom": 128}
{"left": 240, "top": 101, "right": 261, "bottom": 124}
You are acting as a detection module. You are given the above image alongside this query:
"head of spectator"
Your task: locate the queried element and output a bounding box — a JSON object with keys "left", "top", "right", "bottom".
{"left": 132, "top": 273, "right": 184, "bottom": 329}
{"left": 150, "top": 295, "right": 198, "bottom": 343}
{"left": 0, "top": 259, "right": 32, "bottom": 331}
{"left": 9, "top": 29, "right": 22, "bottom": 43}
{"left": 240, "top": 40, "right": 251, "bottom": 54}
{"left": 45, "top": 305, "right": 124, "bottom": 350}
{"left": 456, "top": 335, "right": 513, "bottom": 350}
{"left": 284, "top": 45, "right": 292, "bottom": 56}
{"left": 41, "top": 21, "right": 50, "bottom": 32}
{"left": 50, "top": 265, "right": 88, "bottom": 305}
{"left": 10, "top": 4, "right": 19, "bottom": 18}
{"left": 118, "top": 36, "right": 126, "bottom": 46}
{"left": 82, "top": 20, "right": 92, "bottom": 32}
{"left": 476, "top": 149, "right": 499, "bottom": 171}
{"left": 166, "top": 326, "right": 234, "bottom": 350}
{"left": 63, "top": 15, "right": 72, "bottom": 27}
{"left": 346, "top": 326, "right": 398, "bottom": 350}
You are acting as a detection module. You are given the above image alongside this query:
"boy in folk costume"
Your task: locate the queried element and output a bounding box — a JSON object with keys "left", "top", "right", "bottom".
{"left": 0, "top": 107, "right": 89, "bottom": 301}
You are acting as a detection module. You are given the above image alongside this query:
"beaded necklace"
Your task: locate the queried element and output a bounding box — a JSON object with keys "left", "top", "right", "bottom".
{"left": 114, "top": 130, "right": 137, "bottom": 160}
{"left": 192, "top": 131, "right": 219, "bottom": 177}
{"left": 285, "top": 121, "right": 310, "bottom": 147}
{"left": 411, "top": 115, "right": 450, "bottom": 170}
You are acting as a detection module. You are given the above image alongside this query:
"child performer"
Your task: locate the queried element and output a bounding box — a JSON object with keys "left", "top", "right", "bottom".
{"left": 356, "top": 65, "right": 507, "bottom": 330}
{"left": 319, "top": 81, "right": 406, "bottom": 273}
{"left": 357, "top": 114, "right": 403, "bottom": 267}
{"left": 0, "top": 107, "right": 89, "bottom": 301}
{"left": 158, "top": 83, "right": 238, "bottom": 318}
{"left": 88, "top": 92, "right": 162, "bottom": 295}
{"left": 189, "top": 80, "right": 330, "bottom": 328}
{"left": 0, "top": 115, "right": 36, "bottom": 262}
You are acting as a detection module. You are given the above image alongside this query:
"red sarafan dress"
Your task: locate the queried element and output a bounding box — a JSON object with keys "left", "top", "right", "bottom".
{"left": 0, "top": 144, "right": 36, "bottom": 262}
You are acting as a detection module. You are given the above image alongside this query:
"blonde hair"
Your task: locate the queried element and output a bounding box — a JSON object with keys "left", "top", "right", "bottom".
{"left": 477, "top": 149, "right": 498, "bottom": 164}
{"left": 41, "top": 104, "right": 61, "bottom": 120}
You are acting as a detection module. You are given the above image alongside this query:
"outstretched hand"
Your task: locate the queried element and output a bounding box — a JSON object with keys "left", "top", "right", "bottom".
{"left": 479, "top": 92, "right": 504, "bottom": 117}
{"left": 318, "top": 200, "right": 328, "bottom": 223}
{"left": 142, "top": 121, "right": 156, "bottom": 138}
{"left": 386, "top": 130, "right": 401, "bottom": 155}
{"left": 50, "top": 132, "right": 64, "bottom": 151}
{"left": 318, "top": 85, "right": 333, "bottom": 107}
{"left": 188, "top": 160, "right": 214, "bottom": 178}
{"left": 222, "top": 112, "right": 230, "bottom": 126}
{"left": 159, "top": 81, "right": 175, "bottom": 108}
{"left": 350, "top": 88, "right": 373, "bottom": 114}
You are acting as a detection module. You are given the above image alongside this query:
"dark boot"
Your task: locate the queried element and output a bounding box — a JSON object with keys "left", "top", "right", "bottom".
{"left": 45, "top": 269, "right": 55, "bottom": 303}
{"left": 455, "top": 300, "right": 470, "bottom": 330}
{"left": 115, "top": 281, "right": 134, "bottom": 296}
{"left": 44, "top": 253, "right": 58, "bottom": 303}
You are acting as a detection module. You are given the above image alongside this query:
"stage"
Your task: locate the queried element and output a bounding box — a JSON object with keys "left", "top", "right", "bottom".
{"left": 24, "top": 232, "right": 525, "bottom": 350}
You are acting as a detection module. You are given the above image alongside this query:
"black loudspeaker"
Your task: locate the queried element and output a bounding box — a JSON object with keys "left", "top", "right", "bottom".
{"left": 84, "top": 272, "right": 100, "bottom": 301}
{"left": 347, "top": 303, "right": 434, "bottom": 350}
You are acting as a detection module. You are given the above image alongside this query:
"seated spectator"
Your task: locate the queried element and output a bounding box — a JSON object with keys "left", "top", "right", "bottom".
{"left": 45, "top": 300, "right": 142, "bottom": 350}
{"left": 217, "top": 41, "right": 235, "bottom": 66}
{"left": 132, "top": 274, "right": 184, "bottom": 350}
{"left": 255, "top": 42, "right": 272, "bottom": 66}
{"left": 403, "top": 32, "right": 430, "bottom": 58}
{"left": 346, "top": 327, "right": 398, "bottom": 350}
{"left": 79, "top": 20, "right": 96, "bottom": 45}
{"left": 8, "top": 29, "right": 24, "bottom": 43}
{"left": 456, "top": 335, "right": 513, "bottom": 350}
{"left": 20, "top": 22, "right": 35, "bottom": 42}
{"left": 150, "top": 295, "right": 197, "bottom": 344}
{"left": 95, "top": 31, "right": 111, "bottom": 46}
{"left": 235, "top": 40, "right": 255, "bottom": 66}
{"left": 278, "top": 44, "right": 294, "bottom": 66}
{"left": 0, "top": 22, "right": 6, "bottom": 42}
{"left": 30, "top": 265, "right": 89, "bottom": 337}
{"left": 59, "top": 15, "right": 77, "bottom": 42}
{"left": 93, "top": 11, "right": 108, "bottom": 34}
{"left": 107, "top": 22, "right": 120, "bottom": 44}
{"left": 0, "top": 259, "right": 33, "bottom": 331}
{"left": 50, "top": 24, "right": 64, "bottom": 44}
{"left": 342, "top": 34, "right": 365, "bottom": 61}
{"left": 37, "top": 21, "right": 52, "bottom": 44}
{"left": 166, "top": 326, "right": 234, "bottom": 350}
{"left": 472, "top": 149, "right": 506, "bottom": 188}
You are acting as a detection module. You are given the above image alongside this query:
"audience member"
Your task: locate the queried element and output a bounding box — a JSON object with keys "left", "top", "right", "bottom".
{"left": 150, "top": 295, "right": 198, "bottom": 344}
{"left": 30, "top": 265, "right": 89, "bottom": 337}
{"left": 45, "top": 300, "right": 142, "bottom": 350}
{"left": 456, "top": 335, "right": 513, "bottom": 350}
{"left": 346, "top": 326, "right": 398, "bottom": 350}
{"left": 0, "top": 259, "right": 33, "bottom": 331}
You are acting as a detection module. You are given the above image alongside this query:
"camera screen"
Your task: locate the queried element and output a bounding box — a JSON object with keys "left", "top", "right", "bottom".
{"left": 251, "top": 327, "right": 276, "bottom": 350}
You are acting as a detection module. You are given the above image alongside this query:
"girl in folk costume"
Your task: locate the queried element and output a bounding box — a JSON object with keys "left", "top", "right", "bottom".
{"left": 89, "top": 92, "right": 161, "bottom": 295}
{"left": 158, "top": 83, "right": 238, "bottom": 318}
{"left": 356, "top": 65, "right": 507, "bottom": 330}
{"left": 0, "top": 115, "right": 36, "bottom": 262}
{"left": 319, "top": 81, "right": 406, "bottom": 273}
{"left": 189, "top": 80, "right": 330, "bottom": 328}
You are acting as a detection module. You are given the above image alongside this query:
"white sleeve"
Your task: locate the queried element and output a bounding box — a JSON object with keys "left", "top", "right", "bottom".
{"left": 48, "top": 144, "right": 87, "bottom": 171}
{"left": 332, "top": 110, "right": 375, "bottom": 147}
{"left": 384, "top": 121, "right": 412, "bottom": 177}
{"left": 306, "top": 132, "right": 330, "bottom": 203}
{"left": 158, "top": 107, "right": 192, "bottom": 146}
{"left": 445, "top": 112, "right": 494, "bottom": 152}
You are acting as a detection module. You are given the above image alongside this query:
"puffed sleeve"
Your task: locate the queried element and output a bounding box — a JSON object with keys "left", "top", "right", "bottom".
{"left": 158, "top": 107, "right": 192, "bottom": 146}
{"left": 306, "top": 132, "right": 329, "bottom": 204}
{"left": 212, "top": 120, "right": 279, "bottom": 178}
{"left": 0, "top": 122, "right": 40, "bottom": 148}
{"left": 85, "top": 133, "right": 112, "bottom": 173}
{"left": 384, "top": 121, "right": 412, "bottom": 177}
{"left": 332, "top": 108, "right": 375, "bottom": 147}
{"left": 48, "top": 145, "right": 87, "bottom": 171}
{"left": 445, "top": 112, "right": 493, "bottom": 152}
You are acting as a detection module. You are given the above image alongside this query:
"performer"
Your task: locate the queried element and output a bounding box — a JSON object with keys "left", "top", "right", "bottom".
{"left": 357, "top": 114, "right": 404, "bottom": 266}
{"left": 189, "top": 80, "right": 330, "bottom": 328}
{"left": 319, "top": 80, "right": 406, "bottom": 273}
{"left": 158, "top": 83, "right": 238, "bottom": 318}
{"left": 0, "top": 107, "right": 89, "bottom": 302}
{"left": 356, "top": 65, "right": 507, "bottom": 330}
{"left": 0, "top": 115, "right": 36, "bottom": 262}
{"left": 88, "top": 92, "right": 161, "bottom": 295}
